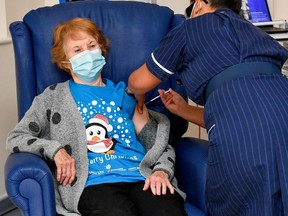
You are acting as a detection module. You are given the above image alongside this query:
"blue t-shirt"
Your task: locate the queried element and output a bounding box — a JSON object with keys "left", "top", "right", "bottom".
{"left": 69, "top": 79, "right": 146, "bottom": 187}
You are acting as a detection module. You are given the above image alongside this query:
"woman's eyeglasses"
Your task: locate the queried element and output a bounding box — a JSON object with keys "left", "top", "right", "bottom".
{"left": 185, "top": 0, "right": 208, "bottom": 18}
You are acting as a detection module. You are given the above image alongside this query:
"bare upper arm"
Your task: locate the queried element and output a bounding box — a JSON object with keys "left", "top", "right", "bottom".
{"left": 132, "top": 105, "right": 150, "bottom": 135}
{"left": 128, "top": 63, "right": 161, "bottom": 95}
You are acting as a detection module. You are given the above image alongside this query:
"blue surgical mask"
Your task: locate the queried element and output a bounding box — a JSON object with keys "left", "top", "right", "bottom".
{"left": 70, "top": 49, "right": 106, "bottom": 83}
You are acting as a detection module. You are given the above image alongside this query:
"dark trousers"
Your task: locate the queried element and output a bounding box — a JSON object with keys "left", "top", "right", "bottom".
{"left": 78, "top": 181, "right": 187, "bottom": 216}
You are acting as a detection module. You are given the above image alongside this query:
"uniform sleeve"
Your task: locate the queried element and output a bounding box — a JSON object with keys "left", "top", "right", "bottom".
{"left": 146, "top": 22, "right": 187, "bottom": 81}
{"left": 6, "top": 89, "right": 63, "bottom": 160}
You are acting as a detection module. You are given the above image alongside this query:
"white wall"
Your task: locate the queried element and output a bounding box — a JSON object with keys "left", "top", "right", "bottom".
{"left": 272, "top": 0, "right": 288, "bottom": 20}
{"left": 0, "top": 1, "right": 7, "bottom": 39}
{"left": 0, "top": 41, "right": 17, "bottom": 198}
{"left": 157, "top": 0, "right": 189, "bottom": 14}
{"left": 1, "top": 0, "right": 288, "bottom": 198}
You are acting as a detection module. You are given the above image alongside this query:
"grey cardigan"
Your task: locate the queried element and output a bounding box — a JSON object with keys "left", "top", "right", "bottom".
{"left": 7, "top": 81, "right": 185, "bottom": 215}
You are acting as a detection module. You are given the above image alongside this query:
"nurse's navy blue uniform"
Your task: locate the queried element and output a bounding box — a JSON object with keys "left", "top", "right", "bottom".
{"left": 146, "top": 7, "right": 288, "bottom": 216}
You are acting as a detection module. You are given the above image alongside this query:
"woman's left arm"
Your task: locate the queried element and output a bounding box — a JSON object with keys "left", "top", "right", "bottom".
{"left": 143, "top": 144, "right": 176, "bottom": 195}
{"left": 132, "top": 104, "right": 150, "bottom": 135}
{"left": 136, "top": 109, "right": 175, "bottom": 195}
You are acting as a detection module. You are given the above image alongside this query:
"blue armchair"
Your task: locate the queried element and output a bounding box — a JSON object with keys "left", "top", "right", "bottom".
{"left": 5, "top": 1, "right": 208, "bottom": 215}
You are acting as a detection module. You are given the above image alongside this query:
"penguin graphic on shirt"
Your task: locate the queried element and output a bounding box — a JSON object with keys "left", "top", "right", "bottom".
{"left": 85, "top": 114, "right": 118, "bottom": 154}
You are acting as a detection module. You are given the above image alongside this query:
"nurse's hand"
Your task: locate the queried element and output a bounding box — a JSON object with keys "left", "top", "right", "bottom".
{"left": 143, "top": 171, "right": 174, "bottom": 195}
{"left": 54, "top": 148, "right": 76, "bottom": 186}
{"left": 158, "top": 88, "right": 187, "bottom": 116}
{"left": 159, "top": 88, "right": 206, "bottom": 128}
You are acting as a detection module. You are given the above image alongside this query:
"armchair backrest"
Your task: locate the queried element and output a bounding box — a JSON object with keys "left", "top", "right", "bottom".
{"left": 10, "top": 1, "right": 187, "bottom": 141}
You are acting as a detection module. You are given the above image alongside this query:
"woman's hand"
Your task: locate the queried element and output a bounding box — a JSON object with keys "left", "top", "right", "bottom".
{"left": 143, "top": 171, "right": 174, "bottom": 195}
{"left": 54, "top": 148, "right": 76, "bottom": 186}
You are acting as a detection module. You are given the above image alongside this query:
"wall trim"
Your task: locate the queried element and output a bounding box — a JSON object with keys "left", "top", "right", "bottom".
{"left": 0, "top": 37, "right": 12, "bottom": 45}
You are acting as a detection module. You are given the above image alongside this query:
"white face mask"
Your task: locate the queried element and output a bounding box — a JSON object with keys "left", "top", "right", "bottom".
{"left": 69, "top": 49, "right": 106, "bottom": 83}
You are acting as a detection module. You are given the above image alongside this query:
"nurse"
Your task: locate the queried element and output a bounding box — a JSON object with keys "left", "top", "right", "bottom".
{"left": 128, "top": 0, "right": 288, "bottom": 215}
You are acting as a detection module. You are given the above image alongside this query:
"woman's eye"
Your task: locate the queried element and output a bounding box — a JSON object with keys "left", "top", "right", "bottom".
{"left": 90, "top": 44, "right": 97, "bottom": 49}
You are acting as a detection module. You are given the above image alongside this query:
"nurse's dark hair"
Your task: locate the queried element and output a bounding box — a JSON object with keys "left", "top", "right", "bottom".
{"left": 203, "top": 0, "right": 242, "bottom": 14}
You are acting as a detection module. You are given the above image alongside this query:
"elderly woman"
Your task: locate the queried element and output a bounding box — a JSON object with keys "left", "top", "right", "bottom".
{"left": 7, "top": 18, "right": 187, "bottom": 216}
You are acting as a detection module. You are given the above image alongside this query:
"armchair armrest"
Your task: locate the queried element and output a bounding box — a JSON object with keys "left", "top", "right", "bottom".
{"left": 174, "top": 137, "right": 208, "bottom": 213}
{"left": 4, "top": 152, "right": 56, "bottom": 216}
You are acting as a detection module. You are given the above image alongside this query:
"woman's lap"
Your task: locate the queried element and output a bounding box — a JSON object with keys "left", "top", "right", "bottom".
{"left": 78, "top": 181, "right": 187, "bottom": 216}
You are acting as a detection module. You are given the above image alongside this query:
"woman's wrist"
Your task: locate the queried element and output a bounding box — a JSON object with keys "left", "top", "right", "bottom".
{"left": 152, "top": 169, "right": 170, "bottom": 179}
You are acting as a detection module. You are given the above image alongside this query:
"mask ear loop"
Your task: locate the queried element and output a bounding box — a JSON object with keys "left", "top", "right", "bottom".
{"left": 61, "top": 61, "right": 71, "bottom": 64}
{"left": 190, "top": 2, "right": 197, "bottom": 18}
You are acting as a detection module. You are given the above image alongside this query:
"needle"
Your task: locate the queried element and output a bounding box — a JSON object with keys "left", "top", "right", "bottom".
{"left": 145, "top": 89, "right": 170, "bottom": 105}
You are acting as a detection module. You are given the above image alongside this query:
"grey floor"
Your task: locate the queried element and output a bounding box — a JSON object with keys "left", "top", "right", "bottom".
{"left": 2, "top": 208, "right": 21, "bottom": 216}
